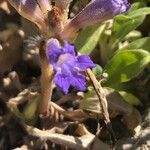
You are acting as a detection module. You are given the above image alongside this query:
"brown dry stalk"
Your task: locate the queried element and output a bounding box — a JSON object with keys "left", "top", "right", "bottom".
{"left": 39, "top": 41, "right": 54, "bottom": 116}
{"left": 86, "top": 68, "right": 116, "bottom": 145}
{"left": 50, "top": 101, "right": 89, "bottom": 122}
{"left": 24, "top": 124, "right": 95, "bottom": 150}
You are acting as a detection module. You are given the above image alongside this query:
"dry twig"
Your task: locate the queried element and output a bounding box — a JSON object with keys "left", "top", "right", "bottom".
{"left": 86, "top": 68, "right": 116, "bottom": 145}
{"left": 24, "top": 124, "right": 109, "bottom": 150}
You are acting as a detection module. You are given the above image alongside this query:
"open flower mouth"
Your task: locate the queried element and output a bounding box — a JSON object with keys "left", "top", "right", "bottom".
{"left": 57, "top": 53, "right": 74, "bottom": 67}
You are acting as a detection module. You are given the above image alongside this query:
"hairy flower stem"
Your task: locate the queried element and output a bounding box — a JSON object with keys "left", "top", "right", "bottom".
{"left": 55, "top": 0, "right": 72, "bottom": 25}
{"left": 39, "top": 41, "right": 54, "bottom": 116}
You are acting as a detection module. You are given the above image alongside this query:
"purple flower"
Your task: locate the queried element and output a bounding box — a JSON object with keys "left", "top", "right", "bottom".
{"left": 61, "top": 0, "right": 131, "bottom": 40}
{"left": 72, "top": 0, "right": 131, "bottom": 27}
{"left": 46, "top": 39, "right": 96, "bottom": 94}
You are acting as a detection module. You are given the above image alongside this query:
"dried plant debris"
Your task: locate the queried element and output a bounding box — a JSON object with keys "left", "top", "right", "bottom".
{"left": 0, "top": 25, "right": 24, "bottom": 74}
{"left": 115, "top": 127, "right": 150, "bottom": 150}
{"left": 0, "top": 0, "right": 150, "bottom": 150}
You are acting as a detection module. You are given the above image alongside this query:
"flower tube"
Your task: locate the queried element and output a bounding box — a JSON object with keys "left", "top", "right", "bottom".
{"left": 61, "top": 0, "right": 131, "bottom": 40}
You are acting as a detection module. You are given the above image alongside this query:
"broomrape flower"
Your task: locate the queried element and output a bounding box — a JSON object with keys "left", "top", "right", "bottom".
{"left": 8, "top": 0, "right": 131, "bottom": 39}
{"left": 7, "top": 0, "right": 131, "bottom": 94}
{"left": 46, "top": 39, "right": 96, "bottom": 94}
{"left": 61, "top": 0, "right": 131, "bottom": 40}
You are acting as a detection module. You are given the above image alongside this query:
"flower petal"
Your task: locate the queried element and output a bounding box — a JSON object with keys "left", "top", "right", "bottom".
{"left": 63, "top": 41, "right": 76, "bottom": 55}
{"left": 54, "top": 73, "right": 70, "bottom": 94}
{"left": 46, "top": 38, "right": 62, "bottom": 64}
{"left": 8, "top": 0, "right": 45, "bottom": 26}
{"left": 77, "top": 55, "right": 96, "bottom": 70}
{"left": 70, "top": 73, "right": 86, "bottom": 91}
{"left": 60, "top": 63, "right": 72, "bottom": 76}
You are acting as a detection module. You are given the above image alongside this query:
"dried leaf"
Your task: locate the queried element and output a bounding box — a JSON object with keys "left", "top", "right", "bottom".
{"left": 122, "top": 108, "right": 142, "bottom": 131}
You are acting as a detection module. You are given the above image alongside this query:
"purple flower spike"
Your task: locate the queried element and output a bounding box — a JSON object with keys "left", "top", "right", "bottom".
{"left": 46, "top": 39, "right": 96, "bottom": 94}
{"left": 61, "top": 0, "right": 131, "bottom": 40}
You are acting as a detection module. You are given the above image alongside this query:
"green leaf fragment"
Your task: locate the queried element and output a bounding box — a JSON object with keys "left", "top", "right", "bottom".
{"left": 110, "top": 15, "right": 145, "bottom": 48}
{"left": 120, "top": 37, "right": 150, "bottom": 52}
{"left": 92, "top": 64, "right": 103, "bottom": 77}
{"left": 80, "top": 91, "right": 102, "bottom": 114}
{"left": 104, "top": 49, "right": 150, "bottom": 88}
{"left": 75, "top": 23, "right": 106, "bottom": 54}
{"left": 128, "top": 2, "right": 146, "bottom": 12}
{"left": 23, "top": 96, "right": 40, "bottom": 125}
{"left": 109, "top": 7, "right": 150, "bottom": 49}
{"left": 119, "top": 91, "right": 142, "bottom": 106}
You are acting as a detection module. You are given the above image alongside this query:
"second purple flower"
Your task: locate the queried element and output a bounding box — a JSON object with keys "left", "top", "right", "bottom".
{"left": 46, "top": 39, "right": 96, "bottom": 94}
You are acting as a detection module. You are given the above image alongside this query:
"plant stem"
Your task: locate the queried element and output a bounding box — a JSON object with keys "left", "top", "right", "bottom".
{"left": 86, "top": 68, "right": 116, "bottom": 146}
{"left": 39, "top": 41, "right": 54, "bottom": 116}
